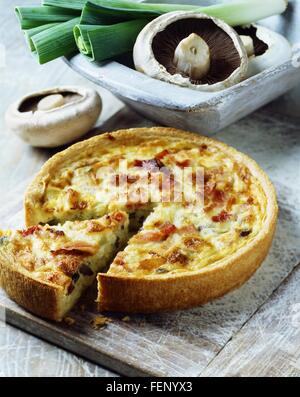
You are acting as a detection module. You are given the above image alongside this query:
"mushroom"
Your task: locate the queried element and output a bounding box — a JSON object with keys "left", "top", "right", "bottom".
{"left": 133, "top": 11, "right": 248, "bottom": 92}
{"left": 5, "top": 86, "right": 102, "bottom": 148}
{"left": 235, "top": 25, "right": 292, "bottom": 78}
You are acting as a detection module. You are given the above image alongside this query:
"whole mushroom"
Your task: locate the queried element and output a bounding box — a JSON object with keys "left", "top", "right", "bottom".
{"left": 5, "top": 86, "right": 102, "bottom": 148}
{"left": 133, "top": 11, "right": 249, "bottom": 92}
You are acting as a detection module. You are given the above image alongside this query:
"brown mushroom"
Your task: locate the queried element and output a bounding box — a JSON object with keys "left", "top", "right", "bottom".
{"left": 133, "top": 12, "right": 248, "bottom": 92}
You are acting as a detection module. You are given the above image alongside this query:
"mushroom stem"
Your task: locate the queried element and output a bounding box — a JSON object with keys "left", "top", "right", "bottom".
{"left": 240, "top": 35, "right": 255, "bottom": 58}
{"left": 173, "top": 33, "right": 211, "bottom": 80}
{"left": 37, "top": 94, "right": 65, "bottom": 111}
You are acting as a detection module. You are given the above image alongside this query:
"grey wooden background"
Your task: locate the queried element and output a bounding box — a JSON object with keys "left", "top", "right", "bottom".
{"left": 0, "top": 0, "right": 300, "bottom": 377}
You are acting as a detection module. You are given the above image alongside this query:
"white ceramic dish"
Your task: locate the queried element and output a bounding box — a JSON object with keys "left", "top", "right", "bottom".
{"left": 64, "top": 0, "right": 300, "bottom": 134}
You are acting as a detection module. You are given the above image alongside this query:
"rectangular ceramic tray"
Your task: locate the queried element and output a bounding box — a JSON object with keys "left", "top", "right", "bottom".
{"left": 65, "top": 0, "right": 300, "bottom": 134}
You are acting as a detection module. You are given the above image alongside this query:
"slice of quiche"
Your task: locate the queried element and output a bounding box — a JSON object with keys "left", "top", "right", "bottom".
{"left": 0, "top": 211, "right": 128, "bottom": 320}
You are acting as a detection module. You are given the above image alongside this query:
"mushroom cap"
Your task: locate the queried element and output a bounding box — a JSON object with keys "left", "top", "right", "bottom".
{"left": 5, "top": 86, "right": 102, "bottom": 148}
{"left": 133, "top": 11, "right": 248, "bottom": 92}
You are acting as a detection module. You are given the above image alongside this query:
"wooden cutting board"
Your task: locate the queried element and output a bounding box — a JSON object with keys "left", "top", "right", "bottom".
{"left": 0, "top": 140, "right": 299, "bottom": 376}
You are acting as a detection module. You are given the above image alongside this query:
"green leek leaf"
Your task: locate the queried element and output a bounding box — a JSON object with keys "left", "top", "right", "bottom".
{"left": 74, "top": 19, "right": 150, "bottom": 61}
{"left": 24, "top": 23, "right": 60, "bottom": 51}
{"left": 15, "top": 6, "right": 80, "bottom": 29}
{"left": 31, "top": 17, "right": 80, "bottom": 64}
{"left": 80, "top": 1, "right": 160, "bottom": 25}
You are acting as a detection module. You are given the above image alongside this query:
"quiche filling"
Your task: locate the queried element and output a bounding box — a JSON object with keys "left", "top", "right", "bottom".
{"left": 26, "top": 134, "right": 267, "bottom": 278}
{"left": 0, "top": 212, "right": 128, "bottom": 318}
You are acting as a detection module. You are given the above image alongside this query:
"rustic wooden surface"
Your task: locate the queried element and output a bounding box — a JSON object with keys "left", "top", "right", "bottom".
{"left": 202, "top": 262, "right": 300, "bottom": 377}
{"left": 0, "top": 0, "right": 300, "bottom": 377}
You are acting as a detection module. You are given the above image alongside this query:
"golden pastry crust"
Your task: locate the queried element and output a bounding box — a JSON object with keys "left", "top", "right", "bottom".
{"left": 0, "top": 259, "right": 62, "bottom": 320}
{"left": 23, "top": 127, "right": 278, "bottom": 313}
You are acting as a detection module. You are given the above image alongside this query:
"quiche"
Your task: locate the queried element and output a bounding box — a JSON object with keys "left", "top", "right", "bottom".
{"left": 0, "top": 212, "right": 128, "bottom": 320}
{"left": 2, "top": 127, "right": 277, "bottom": 316}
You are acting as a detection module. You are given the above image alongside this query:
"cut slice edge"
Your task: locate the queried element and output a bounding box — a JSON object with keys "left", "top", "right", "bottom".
{"left": 0, "top": 211, "right": 129, "bottom": 321}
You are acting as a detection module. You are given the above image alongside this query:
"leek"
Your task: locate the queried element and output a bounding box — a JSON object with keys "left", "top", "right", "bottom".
{"left": 24, "top": 23, "right": 60, "bottom": 51}
{"left": 43, "top": 0, "right": 88, "bottom": 10}
{"left": 43, "top": 0, "right": 198, "bottom": 12}
{"left": 198, "top": 0, "right": 288, "bottom": 26}
{"left": 15, "top": 6, "right": 80, "bottom": 29}
{"left": 80, "top": 1, "right": 159, "bottom": 25}
{"left": 43, "top": 0, "right": 288, "bottom": 26}
{"left": 43, "top": 0, "right": 288, "bottom": 27}
{"left": 74, "top": 19, "right": 150, "bottom": 61}
{"left": 82, "top": 0, "right": 288, "bottom": 27}
{"left": 31, "top": 17, "right": 80, "bottom": 64}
